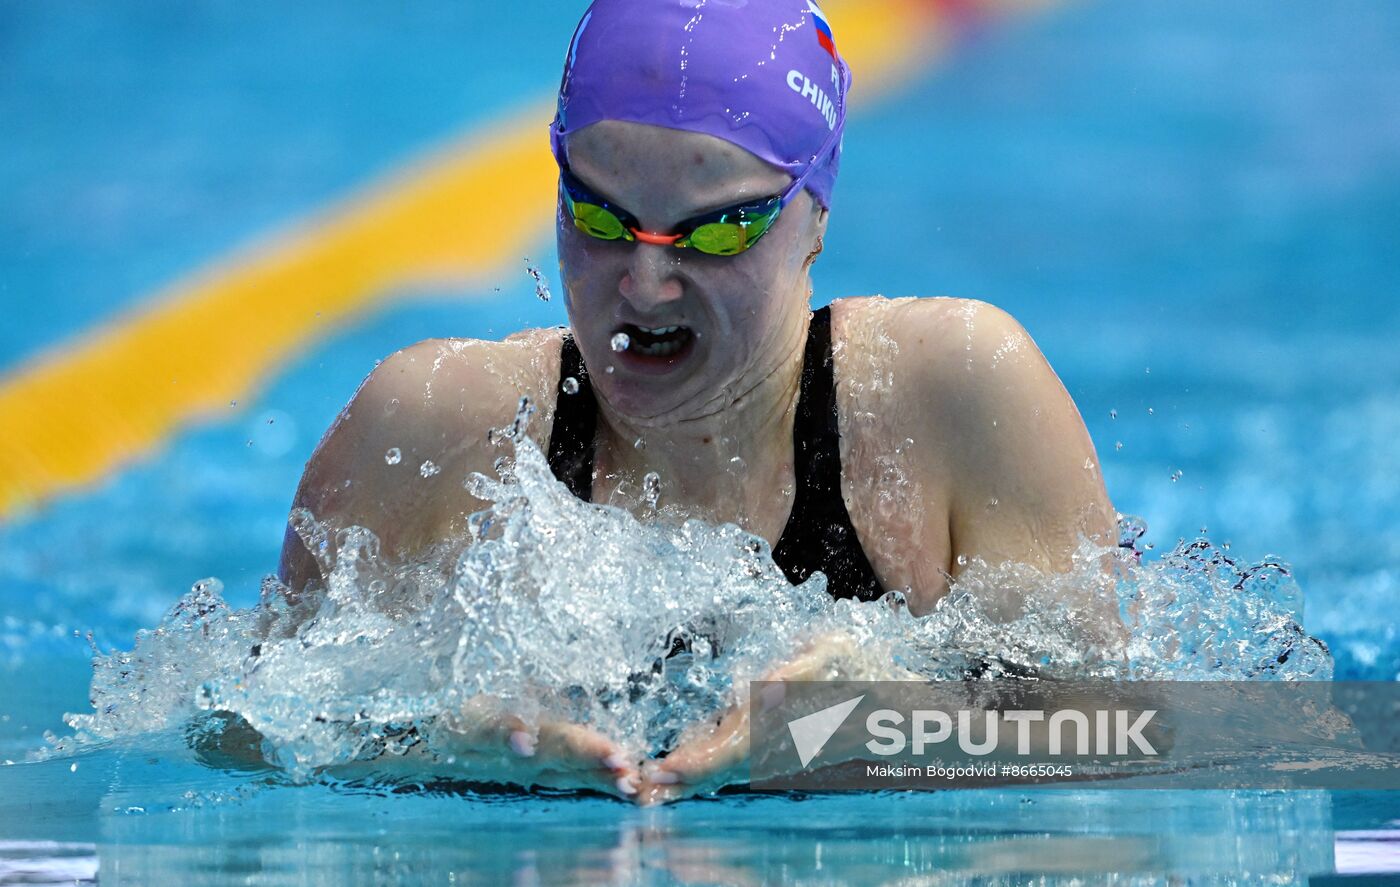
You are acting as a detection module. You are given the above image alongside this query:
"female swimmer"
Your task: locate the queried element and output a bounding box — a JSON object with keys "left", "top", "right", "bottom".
{"left": 279, "top": 0, "right": 1118, "bottom": 803}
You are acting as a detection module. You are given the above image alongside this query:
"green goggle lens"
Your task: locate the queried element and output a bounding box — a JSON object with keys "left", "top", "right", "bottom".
{"left": 689, "top": 222, "right": 747, "bottom": 256}
{"left": 688, "top": 209, "right": 779, "bottom": 256}
{"left": 570, "top": 201, "right": 631, "bottom": 241}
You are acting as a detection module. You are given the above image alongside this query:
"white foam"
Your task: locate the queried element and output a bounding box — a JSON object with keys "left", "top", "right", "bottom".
{"left": 53, "top": 401, "right": 1329, "bottom": 780}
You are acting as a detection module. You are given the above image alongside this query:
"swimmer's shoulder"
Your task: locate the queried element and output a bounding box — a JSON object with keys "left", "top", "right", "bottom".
{"left": 831, "top": 294, "right": 1030, "bottom": 367}
{"left": 287, "top": 328, "right": 566, "bottom": 561}
{"left": 832, "top": 295, "right": 1112, "bottom": 560}
{"left": 360, "top": 327, "right": 566, "bottom": 446}
{"left": 327, "top": 329, "right": 566, "bottom": 461}
{"left": 832, "top": 293, "right": 1052, "bottom": 397}
{"left": 829, "top": 294, "right": 1075, "bottom": 471}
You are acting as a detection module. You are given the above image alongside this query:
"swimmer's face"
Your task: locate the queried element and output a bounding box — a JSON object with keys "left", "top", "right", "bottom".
{"left": 557, "top": 120, "right": 828, "bottom": 424}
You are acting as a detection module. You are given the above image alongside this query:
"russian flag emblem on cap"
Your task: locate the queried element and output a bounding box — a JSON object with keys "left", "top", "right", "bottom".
{"left": 807, "top": 0, "right": 837, "bottom": 60}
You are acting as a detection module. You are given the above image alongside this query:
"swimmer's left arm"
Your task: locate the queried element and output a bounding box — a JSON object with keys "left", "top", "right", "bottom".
{"left": 638, "top": 302, "right": 1124, "bottom": 804}
{"left": 909, "top": 299, "right": 1120, "bottom": 628}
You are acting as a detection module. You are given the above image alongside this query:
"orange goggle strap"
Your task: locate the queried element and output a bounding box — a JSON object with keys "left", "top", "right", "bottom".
{"left": 633, "top": 229, "right": 682, "bottom": 245}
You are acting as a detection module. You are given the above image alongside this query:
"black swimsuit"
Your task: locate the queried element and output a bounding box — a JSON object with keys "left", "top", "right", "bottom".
{"left": 546, "top": 306, "right": 884, "bottom": 603}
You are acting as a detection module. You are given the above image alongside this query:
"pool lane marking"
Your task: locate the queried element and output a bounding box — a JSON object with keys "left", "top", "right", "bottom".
{"left": 0, "top": 0, "right": 1033, "bottom": 521}
{"left": 0, "top": 113, "right": 555, "bottom": 519}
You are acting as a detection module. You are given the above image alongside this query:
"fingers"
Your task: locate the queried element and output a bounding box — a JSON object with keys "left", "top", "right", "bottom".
{"left": 638, "top": 632, "right": 840, "bottom": 805}
{"left": 508, "top": 728, "right": 536, "bottom": 758}
{"left": 665, "top": 706, "right": 750, "bottom": 778}
{"left": 634, "top": 702, "right": 752, "bottom": 805}
{"left": 631, "top": 636, "right": 860, "bottom": 806}
{"left": 450, "top": 633, "right": 862, "bottom": 807}
{"left": 636, "top": 777, "right": 684, "bottom": 807}
{"left": 451, "top": 696, "right": 642, "bottom": 799}
{"left": 535, "top": 720, "right": 641, "bottom": 798}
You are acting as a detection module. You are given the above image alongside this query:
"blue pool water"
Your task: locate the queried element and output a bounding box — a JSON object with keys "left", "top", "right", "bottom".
{"left": 3, "top": 0, "right": 1399, "bottom": 882}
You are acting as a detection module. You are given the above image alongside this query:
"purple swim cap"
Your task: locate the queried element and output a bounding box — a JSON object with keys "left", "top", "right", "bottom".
{"left": 551, "top": 0, "right": 853, "bottom": 210}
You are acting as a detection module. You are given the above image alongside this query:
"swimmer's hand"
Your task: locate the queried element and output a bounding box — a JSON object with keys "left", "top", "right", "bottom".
{"left": 443, "top": 695, "right": 642, "bottom": 800}
{"left": 635, "top": 631, "right": 870, "bottom": 806}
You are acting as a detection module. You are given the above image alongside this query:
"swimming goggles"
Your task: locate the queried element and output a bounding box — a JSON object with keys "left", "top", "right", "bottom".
{"left": 559, "top": 165, "right": 795, "bottom": 256}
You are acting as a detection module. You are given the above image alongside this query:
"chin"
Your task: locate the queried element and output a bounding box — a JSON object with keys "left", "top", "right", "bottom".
{"left": 592, "top": 373, "right": 699, "bottom": 424}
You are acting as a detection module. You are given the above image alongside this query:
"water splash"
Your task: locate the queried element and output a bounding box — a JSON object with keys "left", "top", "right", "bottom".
{"left": 53, "top": 405, "right": 1329, "bottom": 782}
{"left": 524, "top": 262, "right": 551, "bottom": 302}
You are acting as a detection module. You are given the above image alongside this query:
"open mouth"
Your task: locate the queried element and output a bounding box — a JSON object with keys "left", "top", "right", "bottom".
{"left": 614, "top": 323, "right": 695, "bottom": 359}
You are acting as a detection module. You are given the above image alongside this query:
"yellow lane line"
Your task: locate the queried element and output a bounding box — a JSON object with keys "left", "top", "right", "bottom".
{"left": 0, "top": 112, "right": 556, "bottom": 518}
{"left": 0, "top": 0, "right": 1027, "bottom": 520}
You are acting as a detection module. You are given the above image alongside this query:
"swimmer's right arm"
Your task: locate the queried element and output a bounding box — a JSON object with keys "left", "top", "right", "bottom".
{"left": 277, "top": 332, "right": 562, "bottom": 595}
{"left": 276, "top": 340, "right": 466, "bottom": 595}
{"left": 273, "top": 332, "right": 643, "bottom": 797}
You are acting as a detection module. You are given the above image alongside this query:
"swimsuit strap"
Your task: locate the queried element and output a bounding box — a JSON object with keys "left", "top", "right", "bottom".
{"left": 547, "top": 330, "right": 597, "bottom": 501}
{"left": 771, "top": 306, "right": 884, "bottom": 602}
{"left": 546, "top": 309, "right": 883, "bottom": 602}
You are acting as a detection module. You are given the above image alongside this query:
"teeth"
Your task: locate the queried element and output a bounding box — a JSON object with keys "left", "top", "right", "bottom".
{"left": 618, "top": 324, "right": 690, "bottom": 359}
{"left": 633, "top": 338, "right": 684, "bottom": 357}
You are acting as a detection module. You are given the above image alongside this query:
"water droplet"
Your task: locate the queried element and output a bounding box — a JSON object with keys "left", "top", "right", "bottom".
{"left": 1145, "top": 367, "right": 1151, "bottom": 374}
{"left": 70, "top": 762, "right": 78, "bottom": 772}
{"left": 605, "top": 366, "right": 615, "bottom": 374}
{"left": 1170, "top": 470, "right": 1183, "bottom": 483}
{"left": 384, "top": 397, "right": 400, "bottom": 415}
{"left": 956, "top": 554, "right": 969, "bottom": 567}
{"left": 634, "top": 437, "right": 646, "bottom": 451}
{"left": 525, "top": 262, "right": 551, "bottom": 301}
{"left": 1147, "top": 407, "right": 1155, "bottom": 416}
{"left": 266, "top": 417, "right": 275, "bottom": 425}
{"left": 420, "top": 460, "right": 440, "bottom": 478}
{"left": 1115, "top": 441, "right": 1124, "bottom": 451}
{"left": 642, "top": 471, "right": 661, "bottom": 508}
{"left": 510, "top": 396, "right": 535, "bottom": 441}
{"left": 611, "top": 332, "right": 630, "bottom": 353}
{"left": 986, "top": 497, "right": 999, "bottom": 509}
{"left": 729, "top": 455, "right": 745, "bottom": 468}
{"left": 385, "top": 448, "right": 402, "bottom": 465}
{"left": 1109, "top": 409, "right": 1117, "bottom": 420}
{"left": 562, "top": 376, "right": 580, "bottom": 395}
{"left": 229, "top": 400, "right": 238, "bottom": 408}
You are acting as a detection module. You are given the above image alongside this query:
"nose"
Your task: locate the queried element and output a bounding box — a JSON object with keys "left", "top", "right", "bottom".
{"left": 619, "top": 242, "right": 684, "bottom": 312}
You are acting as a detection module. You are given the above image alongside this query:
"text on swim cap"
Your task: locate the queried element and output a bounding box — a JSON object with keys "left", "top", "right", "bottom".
{"left": 787, "top": 67, "right": 839, "bottom": 131}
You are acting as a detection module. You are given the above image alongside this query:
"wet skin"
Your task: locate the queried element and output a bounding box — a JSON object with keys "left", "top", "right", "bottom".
{"left": 280, "top": 121, "right": 1118, "bottom": 803}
